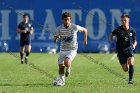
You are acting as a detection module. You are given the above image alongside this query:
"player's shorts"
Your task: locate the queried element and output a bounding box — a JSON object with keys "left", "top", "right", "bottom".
{"left": 57, "top": 49, "right": 77, "bottom": 64}
{"left": 117, "top": 48, "right": 134, "bottom": 65}
{"left": 20, "top": 39, "right": 31, "bottom": 47}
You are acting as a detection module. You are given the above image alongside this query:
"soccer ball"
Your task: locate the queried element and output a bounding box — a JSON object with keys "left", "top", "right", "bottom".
{"left": 53, "top": 78, "right": 64, "bottom": 86}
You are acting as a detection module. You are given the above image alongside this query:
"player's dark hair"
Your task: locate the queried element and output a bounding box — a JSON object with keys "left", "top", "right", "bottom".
{"left": 121, "top": 14, "right": 130, "bottom": 18}
{"left": 23, "top": 13, "right": 29, "bottom": 17}
{"left": 62, "top": 12, "right": 71, "bottom": 20}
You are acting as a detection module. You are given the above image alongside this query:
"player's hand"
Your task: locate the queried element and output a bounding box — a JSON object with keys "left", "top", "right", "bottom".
{"left": 83, "top": 39, "right": 87, "bottom": 45}
{"left": 22, "top": 30, "right": 27, "bottom": 33}
{"left": 131, "top": 45, "right": 136, "bottom": 49}
{"left": 54, "top": 35, "right": 59, "bottom": 43}
{"left": 26, "top": 30, "right": 30, "bottom": 34}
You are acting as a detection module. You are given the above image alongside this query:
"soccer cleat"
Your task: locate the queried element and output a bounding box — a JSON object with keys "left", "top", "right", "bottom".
{"left": 53, "top": 77, "right": 65, "bottom": 86}
{"left": 25, "top": 57, "right": 28, "bottom": 64}
{"left": 128, "top": 80, "right": 133, "bottom": 84}
{"left": 61, "top": 82, "right": 65, "bottom": 86}
{"left": 59, "top": 79, "right": 65, "bottom": 86}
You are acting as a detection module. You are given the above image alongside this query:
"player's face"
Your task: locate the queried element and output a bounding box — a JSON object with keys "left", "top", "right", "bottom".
{"left": 63, "top": 17, "right": 71, "bottom": 28}
{"left": 121, "top": 17, "right": 129, "bottom": 26}
{"left": 23, "top": 16, "right": 29, "bottom": 23}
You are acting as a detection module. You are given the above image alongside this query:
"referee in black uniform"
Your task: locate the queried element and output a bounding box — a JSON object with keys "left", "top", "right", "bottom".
{"left": 17, "top": 13, "right": 34, "bottom": 64}
{"left": 110, "top": 14, "right": 137, "bottom": 84}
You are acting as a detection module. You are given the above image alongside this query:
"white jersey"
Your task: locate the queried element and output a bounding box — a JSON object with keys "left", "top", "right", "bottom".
{"left": 55, "top": 23, "right": 84, "bottom": 51}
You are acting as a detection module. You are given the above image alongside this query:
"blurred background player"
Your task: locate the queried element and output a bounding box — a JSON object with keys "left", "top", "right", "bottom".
{"left": 109, "top": 14, "right": 137, "bottom": 84}
{"left": 54, "top": 12, "right": 87, "bottom": 86}
{"left": 17, "top": 13, "right": 34, "bottom": 64}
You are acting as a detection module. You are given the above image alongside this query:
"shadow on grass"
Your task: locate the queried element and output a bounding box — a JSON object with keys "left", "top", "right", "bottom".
{"left": 0, "top": 83, "right": 51, "bottom": 87}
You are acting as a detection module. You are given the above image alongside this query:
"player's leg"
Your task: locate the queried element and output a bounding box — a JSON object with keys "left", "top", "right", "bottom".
{"left": 118, "top": 53, "right": 128, "bottom": 72}
{"left": 20, "top": 46, "right": 25, "bottom": 64}
{"left": 121, "top": 64, "right": 128, "bottom": 72}
{"left": 57, "top": 51, "right": 65, "bottom": 85}
{"left": 64, "top": 50, "right": 77, "bottom": 77}
{"left": 64, "top": 57, "right": 71, "bottom": 77}
{"left": 25, "top": 40, "right": 31, "bottom": 64}
{"left": 20, "top": 41, "right": 25, "bottom": 64}
{"left": 127, "top": 57, "right": 134, "bottom": 84}
{"left": 59, "top": 64, "right": 65, "bottom": 82}
{"left": 127, "top": 48, "right": 134, "bottom": 84}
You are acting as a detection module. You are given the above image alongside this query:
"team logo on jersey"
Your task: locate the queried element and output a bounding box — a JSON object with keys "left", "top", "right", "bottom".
{"left": 63, "top": 36, "right": 73, "bottom": 42}
{"left": 28, "top": 24, "right": 31, "bottom": 27}
{"left": 129, "top": 33, "right": 132, "bottom": 36}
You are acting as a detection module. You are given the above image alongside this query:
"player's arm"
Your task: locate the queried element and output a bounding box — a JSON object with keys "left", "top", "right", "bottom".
{"left": 17, "top": 23, "right": 27, "bottom": 34}
{"left": 109, "top": 29, "right": 117, "bottom": 43}
{"left": 77, "top": 25, "right": 87, "bottom": 45}
{"left": 132, "top": 40, "right": 137, "bottom": 49}
{"left": 16, "top": 28, "right": 27, "bottom": 34}
{"left": 109, "top": 33, "right": 114, "bottom": 43}
{"left": 28, "top": 27, "right": 34, "bottom": 34}
{"left": 54, "top": 27, "right": 60, "bottom": 43}
{"left": 132, "top": 31, "right": 137, "bottom": 49}
{"left": 54, "top": 35, "right": 59, "bottom": 43}
{"left": 82, "top": 28, "right": 87, "bottom": 45}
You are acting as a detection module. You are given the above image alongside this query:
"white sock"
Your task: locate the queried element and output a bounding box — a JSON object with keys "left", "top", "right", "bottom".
{"left": 21, "top": 59, "right": 24, "bottom": 61}
{"left": 25, "top": 56, "right": 28, "bottom": 59}
{"left": 66, "top": 67, "right": 71, "bottom": 72}
{"left": 59, "top": 74, "right": 65, "bottom": 82}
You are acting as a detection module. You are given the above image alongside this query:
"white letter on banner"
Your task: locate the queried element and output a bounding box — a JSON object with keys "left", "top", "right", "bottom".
{"left": 38, "top": 9, "right": 56, "bottom": 40}
{"left": 0, "top": 10, "right": 11, "bottom": 40}
{"left": 85, "top": 9, "right": 106, "bottom": 40}
{"left": 110, "top": 9, "right": 131, "bottom": 31}
{"left": 15, "top": 10, "right": 34, "bottom": 40}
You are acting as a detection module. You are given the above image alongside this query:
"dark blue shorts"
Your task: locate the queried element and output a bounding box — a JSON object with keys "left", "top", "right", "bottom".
{"left": 20, "top": 39, "right": 31, "bottom": 47}
{"left": 117, "top": 48, "right": 134, "bottom": 65}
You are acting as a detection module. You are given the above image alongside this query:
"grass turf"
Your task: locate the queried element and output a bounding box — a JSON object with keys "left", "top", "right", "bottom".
{"left": 0, "top": 53, "right": 139, "bottom": 93}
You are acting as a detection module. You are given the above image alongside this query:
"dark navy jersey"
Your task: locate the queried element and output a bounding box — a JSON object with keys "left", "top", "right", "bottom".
{"left": 18, "top": 21, "right": 33, "bottom": 41}
{"left": 112, "top": 25, "right": 136, "bottom": 52}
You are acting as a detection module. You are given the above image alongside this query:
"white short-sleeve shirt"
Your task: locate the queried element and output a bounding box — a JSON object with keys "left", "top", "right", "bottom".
{"left": 55, "top": 23, "right": 84, "bottom": 51}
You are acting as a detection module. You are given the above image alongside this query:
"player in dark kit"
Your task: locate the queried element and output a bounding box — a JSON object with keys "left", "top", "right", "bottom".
{"left": 17, "top": 13, "right": 34, "bottom": 64}
{"left": 109, "top": 14, "right": 137, "bottom": 84}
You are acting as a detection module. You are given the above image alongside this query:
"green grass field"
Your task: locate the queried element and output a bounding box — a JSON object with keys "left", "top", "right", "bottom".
{"left": 0, "top": 53, "right": 140, "bottom": 93}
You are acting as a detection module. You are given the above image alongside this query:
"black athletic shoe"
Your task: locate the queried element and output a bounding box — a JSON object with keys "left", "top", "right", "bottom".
{"left": 128, "top": 80, "right": 133, "bottom": 84}
{"left": 21, "top": 61, "right": 24, "bottom": 64}
{"left": 25, "top": 58, "right": 28, "bottom": 64}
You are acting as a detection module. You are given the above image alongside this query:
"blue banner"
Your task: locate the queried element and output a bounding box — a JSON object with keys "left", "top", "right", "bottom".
{"left": 0, "top": 0, "right": 140, "bottom": 52}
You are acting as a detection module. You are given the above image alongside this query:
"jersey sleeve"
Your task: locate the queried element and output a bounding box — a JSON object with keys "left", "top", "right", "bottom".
{"left": 76, "top": 25, "right": 84, "bottom": 32}
{"left": 112, "top": 29, "right": 117, "bottom": 36}
{"left": 29, "top": 22, "right": 33, "bottom": 28}
{"left": 18, "top": 23, "right": 22, "bottom": 29}
{"left": 132, "top": 29, "right": 136, "bottom": 41}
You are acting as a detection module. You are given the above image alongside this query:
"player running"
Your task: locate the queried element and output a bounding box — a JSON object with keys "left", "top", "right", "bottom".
{"left": 54, "top": 12, "right": 87, "bottom": 86}
{"left": 17, "top": 13, "right": 34, "bottom": 64}
{"left": 109, "top": 14, "right": 137, "bottom": 84}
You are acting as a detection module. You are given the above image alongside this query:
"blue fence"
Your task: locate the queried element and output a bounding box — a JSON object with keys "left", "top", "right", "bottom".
{"left": 0, "top": 0, "right": 140, "bottom": 52}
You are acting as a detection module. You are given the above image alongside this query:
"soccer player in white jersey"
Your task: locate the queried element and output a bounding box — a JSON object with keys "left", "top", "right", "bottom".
{"left": 54, "top": 12, "right": 87, "bottom": 86}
